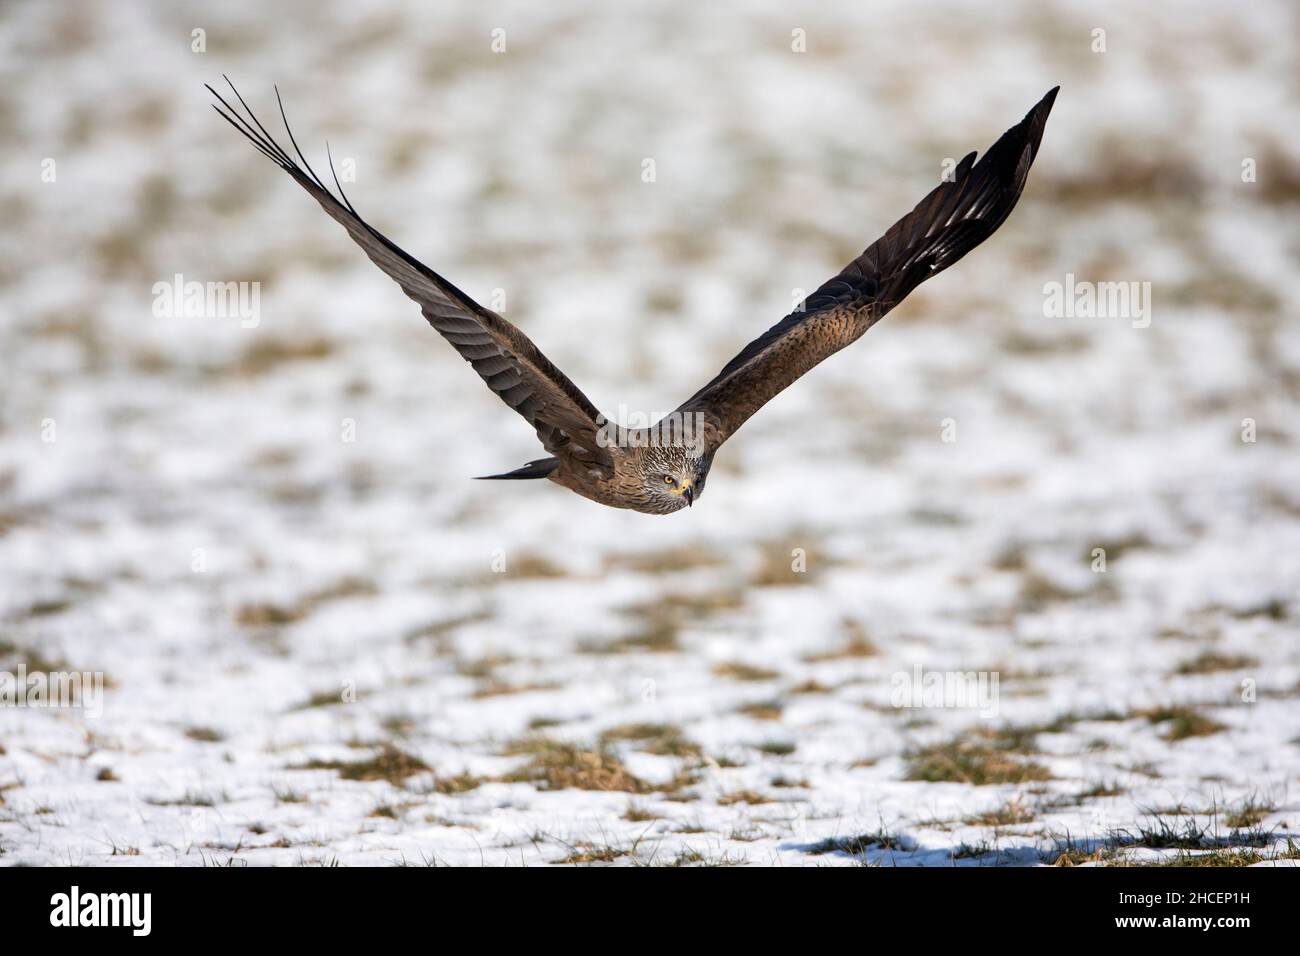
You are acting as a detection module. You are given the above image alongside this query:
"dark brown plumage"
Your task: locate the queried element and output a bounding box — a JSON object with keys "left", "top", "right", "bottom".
{"left": 210, "top": 80, "right": 1057, "bottom": 515}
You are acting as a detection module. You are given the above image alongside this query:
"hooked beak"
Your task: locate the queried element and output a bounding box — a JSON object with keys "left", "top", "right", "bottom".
{"left": 683, "top": 485, "right": 694, "bottom": 507}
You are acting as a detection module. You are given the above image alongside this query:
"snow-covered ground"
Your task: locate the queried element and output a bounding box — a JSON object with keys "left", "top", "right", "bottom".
{"left": 1, "top": 0, "right": 1298, "bottom": 866}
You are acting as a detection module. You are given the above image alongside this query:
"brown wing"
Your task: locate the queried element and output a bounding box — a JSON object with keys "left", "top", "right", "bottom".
{"left": 677, "top": 87, "right": 1058, "bottom": 451}
{"left": 208, "top": 79, "right": 611, "bottom": 473}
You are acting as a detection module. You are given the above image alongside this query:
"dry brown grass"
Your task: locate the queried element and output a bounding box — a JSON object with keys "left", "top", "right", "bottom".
{"left": 300, "top": 745, "right": 430, "bottom": 785}
{"left": 788, "top": 679, "right": 833, "bottom": 695}
{"left": 622, "top": 803, "right": 658, "bottom": 822}
{"left": 471, "top": 680, "right": 559, "bottom": 699}
{"left": 236, "top": 577, "right": 377, "bottom": 629}
{"left": 499, "top": 738, "right": 650, "bottom": 793}
{"left": 905, "top": 726, "right": 1052, "bottom": 785}
{"left": 232, "top": 336, "right": 335, "bottom": 377}
{"left": 717, "top": 789, "right": 772, "bottom": 806}
{"left": 1136, "top": 705, "right": 1228, "bottom": 741}
{"left": 603, "top": 545, "right": 723, "bottom": 574}
{"left": 184, "top": 726, "right": 225, "bottom": 743}
{"left": 598, "top": 723, "right": 701, "bottom": 757}
{"left": 737, "top": 701, "right": 783, "bottom": 721}
{"left": 431, "top": 771, "right": 483, "bottom": 795}
{"left": 1175, "top": 651, "right": 1259, "bottom": 675}
{"left": 1223, "top": 796, "right": 1275, "bottom": 830}
{"left": 552, "top": 842, "right": 630, "bottom": 865}
{"left": 1018, "top": 571, "right": 1085, "bottom": 611}
{"left": 749, "top": 538, "right": 819, "bottom": 586}
{"left": 963, "top": 798, "right": 1037, "bottom": 827}
{"left": 712, "top": 661, "right": 780, "bottom": 682}
{"left": 501, "top": 551, "right": 570, "bottom": 579}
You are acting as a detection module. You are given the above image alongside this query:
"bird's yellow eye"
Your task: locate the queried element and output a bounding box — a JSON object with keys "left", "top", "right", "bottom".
{"left": 663, "top": 475, "right": 674, "bottom": 485}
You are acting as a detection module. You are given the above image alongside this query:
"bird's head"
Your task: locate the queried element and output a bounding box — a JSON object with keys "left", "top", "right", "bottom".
{"left": 640, "top": 445, "right": 710, "bottom": 512}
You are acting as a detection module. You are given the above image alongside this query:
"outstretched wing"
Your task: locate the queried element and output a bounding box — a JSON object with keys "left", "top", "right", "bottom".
{"left": 208, "top": 78, "right": 612, "bottom": 472}
{"left": 677, "top": 87, "right": 1058, "bottom": 450}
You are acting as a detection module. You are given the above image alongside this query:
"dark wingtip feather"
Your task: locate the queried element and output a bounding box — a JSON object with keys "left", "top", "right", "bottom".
{"left": 274, "top": 84, "right": 330, "bottom": 194}
{"left": 208, "top": 77, "right": 366, "bottom": 222}
{"left": 1000, "top": 85, "right": 1059, "bottom": 177}
{"left": 326, "top": 141, "right": 359, "bottom": 216}
{"left": 1024, "top": 86, "right": 1060, "bottom": 128}
{"left": 809, "top": 87, "right": 1058, "bottom": 317}
{"left": 1028, "top": 84, "right": 1060, "bottom": 131}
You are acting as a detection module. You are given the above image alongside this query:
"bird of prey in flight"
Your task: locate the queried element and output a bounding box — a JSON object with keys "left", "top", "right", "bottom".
{"left": 210, "top": 80, "right": 1057, "bottom": 515}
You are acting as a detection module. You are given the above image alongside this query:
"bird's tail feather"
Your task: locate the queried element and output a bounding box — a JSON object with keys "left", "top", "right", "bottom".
{"left": 474, "top": 458, "right": 560, "bottom": 480}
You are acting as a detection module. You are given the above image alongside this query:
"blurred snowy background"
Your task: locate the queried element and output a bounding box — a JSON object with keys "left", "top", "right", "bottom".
{"left": 1, "top": 0, "right": 1298, "bottom": 866}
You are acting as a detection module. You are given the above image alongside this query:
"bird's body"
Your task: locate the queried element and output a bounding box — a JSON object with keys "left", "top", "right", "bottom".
{"left": 210, "top": 81, "right": 1057, "bottom": 515}
{"left": 538, "top": 443, "right": 716, "bottom": 515}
